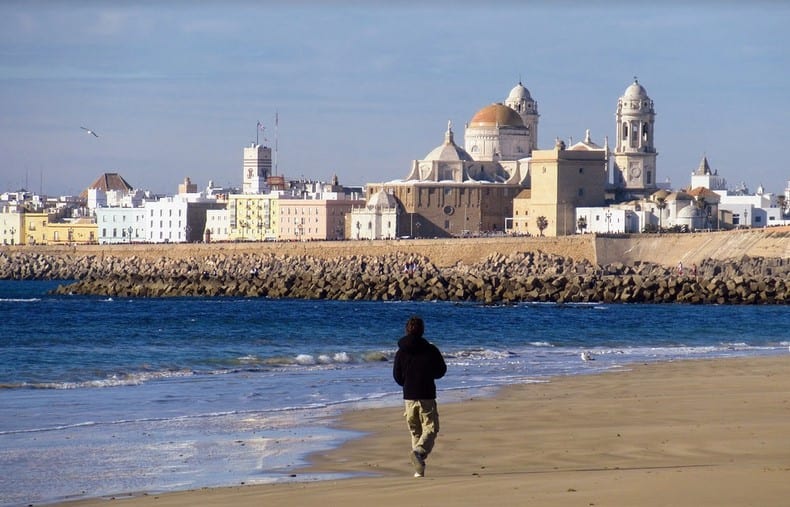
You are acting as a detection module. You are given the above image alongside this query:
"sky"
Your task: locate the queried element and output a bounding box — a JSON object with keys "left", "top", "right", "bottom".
{"left": 1, "top": 1, "right": 789, "bottom": 197}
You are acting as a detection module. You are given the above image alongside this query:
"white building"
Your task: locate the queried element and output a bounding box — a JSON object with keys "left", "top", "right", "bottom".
{"left": 96, "top": 207, "right": 147, "bottom": 244}
{"left": 715, "top": 187, "right": 777, "bottom": 228}
{"left": 145, "top": 194, "right": 224, "bottom": 243}
{"left": 349, "top": 189, "right": 399, "bottom": 240}
{"left": 0, "top": 205, "right": 23, "bottom": 245}
{"left": 575, "top": 207, "right": 640, "bottom": 234}
{"left": 242, "top": 143, "right": 272, "bottom": 194}
{"left": 688, "top": 157, "right": 788, "bottom": 228}
{"left": 204, "top": 208, "right": 230, "bottom": 242}
{"left": 690, "top": 156, "right": 726, "bottom": 191}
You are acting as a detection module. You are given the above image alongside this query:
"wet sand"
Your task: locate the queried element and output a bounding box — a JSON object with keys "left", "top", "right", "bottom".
{"left": 60, "top": 355, "right": 790, "bottom": 507}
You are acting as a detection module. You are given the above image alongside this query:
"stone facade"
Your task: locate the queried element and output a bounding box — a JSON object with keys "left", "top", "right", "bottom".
{"left": 512, "top": 136, "right": 608, "bottom": 237}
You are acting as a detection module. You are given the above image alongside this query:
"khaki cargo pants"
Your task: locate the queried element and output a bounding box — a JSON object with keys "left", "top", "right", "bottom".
{"left": 404, "top": 399, "right": 439, "bottom": 456}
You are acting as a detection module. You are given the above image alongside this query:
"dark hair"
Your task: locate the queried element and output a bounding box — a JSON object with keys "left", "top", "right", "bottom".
{"left": 405, "top": 316, "right": 424, "bottom": 337}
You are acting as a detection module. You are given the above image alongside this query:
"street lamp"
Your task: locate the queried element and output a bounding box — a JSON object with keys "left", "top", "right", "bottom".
{"left": 605, "top": 210, "right": 612, "bottom": 233}
{"left": 128, "top": 226, "right": 133, "bottom": 244}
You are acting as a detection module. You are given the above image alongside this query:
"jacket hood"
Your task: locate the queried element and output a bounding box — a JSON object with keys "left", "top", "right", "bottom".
{"left": 398, "top": 333, "right": 429, "bottom": 352}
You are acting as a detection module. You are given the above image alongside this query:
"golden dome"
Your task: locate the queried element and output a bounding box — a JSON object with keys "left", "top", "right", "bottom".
{"left": 468, "top": 103, "right": 523, "bottom": 127}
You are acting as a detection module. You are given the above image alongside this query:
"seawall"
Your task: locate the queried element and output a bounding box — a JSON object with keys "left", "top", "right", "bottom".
{"left": 4, "top": 226, "right": 788, "bottom": 268}
{"left": 2, "top": 227, "right": 788, "bottom": 304}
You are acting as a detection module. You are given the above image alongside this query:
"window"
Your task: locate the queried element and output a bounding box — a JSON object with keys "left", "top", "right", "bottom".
{"left": 579, "top": 167, "right": 584, "bottom": 174}
{"left": 578, "top": 188, "right": 584, "bottom": 197}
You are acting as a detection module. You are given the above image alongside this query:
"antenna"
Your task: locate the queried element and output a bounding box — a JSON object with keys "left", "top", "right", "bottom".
{"left": 275, "top": 111, "right": 279, "bottom": 176}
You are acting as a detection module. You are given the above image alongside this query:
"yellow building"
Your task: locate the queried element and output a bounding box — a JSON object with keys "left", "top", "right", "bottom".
{"left": 21, "top": 212, "right": 51, "bottom": 245}
{"left": 512, "top": 134, "right": 607, "bottom": 237}
{"left": 46, "top": 219, "right": 98, "bottom": 245}
{"left": 228, "top": 193, "right": 278, "bottom": 241}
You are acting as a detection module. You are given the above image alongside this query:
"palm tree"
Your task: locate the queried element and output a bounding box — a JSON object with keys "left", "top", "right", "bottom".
{"left": 537, "top": 216, "right": 548, "bottom": 237}
{"left": 694, "top": 195, "right": 708, "bottom": 231}
{"left": 655, "top": 196, "right": 667, "bottom": 234}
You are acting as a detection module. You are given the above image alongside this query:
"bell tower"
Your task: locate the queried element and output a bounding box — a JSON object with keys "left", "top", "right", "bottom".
{"left": 242, "top": 143, "right": 272, "bottom": 194}
{"left": 613, "top": 78, "right": 657, "bottom": 198}
{"left": 504, "top": 81, "right": 539, "bottom": 154}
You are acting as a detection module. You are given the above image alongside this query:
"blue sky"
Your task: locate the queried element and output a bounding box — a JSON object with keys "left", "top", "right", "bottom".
{"left": 1, "top": 1, "right": 788, "bottom": 196}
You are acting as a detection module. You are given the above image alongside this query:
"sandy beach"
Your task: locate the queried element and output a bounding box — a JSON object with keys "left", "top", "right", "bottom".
{"left": 60, "top": 356, "right": 790, "bottom": 507}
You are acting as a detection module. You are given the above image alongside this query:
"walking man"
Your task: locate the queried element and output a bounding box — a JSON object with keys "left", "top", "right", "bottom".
{"left": 393, "top": 316, "right": 447, "bottom": 477}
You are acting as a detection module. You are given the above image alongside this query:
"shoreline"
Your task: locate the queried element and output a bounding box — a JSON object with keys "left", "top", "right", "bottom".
{"left": 58, "top": 354, "right": 790, "bottom": 507}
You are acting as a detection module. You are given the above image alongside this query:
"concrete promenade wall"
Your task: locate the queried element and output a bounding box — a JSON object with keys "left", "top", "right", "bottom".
{"left": 5, "top": 226, "right": 787, "bottom": 268}
{"left": 594, "top": 226, "right": 790, "bottom": 267}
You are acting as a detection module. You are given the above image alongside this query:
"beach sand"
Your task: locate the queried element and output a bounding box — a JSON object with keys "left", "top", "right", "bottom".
{"left": 60, "top": 356, "right": 790, "bottom": 507}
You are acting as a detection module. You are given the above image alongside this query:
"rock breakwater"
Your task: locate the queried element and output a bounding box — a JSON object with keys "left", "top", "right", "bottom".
{"left": 2, "top": 250, "right": 787, "bottom": 304}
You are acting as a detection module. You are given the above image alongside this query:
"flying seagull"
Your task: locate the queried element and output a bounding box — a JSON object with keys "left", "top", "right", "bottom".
{"left": 80, "top": 126, "right": 99, "bottom": 138}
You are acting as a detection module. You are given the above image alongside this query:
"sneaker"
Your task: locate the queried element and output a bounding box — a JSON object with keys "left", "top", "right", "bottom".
{"left": 410, "top": 450, "right": 426, "bottom": 476}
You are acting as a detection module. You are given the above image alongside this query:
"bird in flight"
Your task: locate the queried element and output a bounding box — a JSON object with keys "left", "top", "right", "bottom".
{"left": 80, "top": 126, "right": 99, "bottom": 138}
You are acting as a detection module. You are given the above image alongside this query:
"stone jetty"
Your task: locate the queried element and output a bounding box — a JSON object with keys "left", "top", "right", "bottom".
{"left": 1, "top": 249, "right": 787, "bottom": 304}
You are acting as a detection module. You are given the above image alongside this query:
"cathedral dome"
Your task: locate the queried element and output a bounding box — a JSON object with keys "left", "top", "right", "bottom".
{"left": 623, "top": 78, "right": 649, "bottom": 100}
{"left": 469, "top": 103, "right": 524, "bottom": 128}
{"left": 423, "top": 122, "right": 473, "bottom": 162}
{"left": 367, "top": 189, "right": 398, "bottom": 210}
{"left": 506, "top": 82, "right": 533, "bottom": 103}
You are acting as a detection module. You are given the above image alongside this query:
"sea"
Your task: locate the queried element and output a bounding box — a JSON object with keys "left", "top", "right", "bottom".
{"left": 1, "top": 279, "right": 788, "bottom": 506}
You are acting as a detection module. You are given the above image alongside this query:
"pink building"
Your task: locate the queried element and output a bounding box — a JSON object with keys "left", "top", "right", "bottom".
{"left": 278, "top": 198, "right": 363, "bottom": 241}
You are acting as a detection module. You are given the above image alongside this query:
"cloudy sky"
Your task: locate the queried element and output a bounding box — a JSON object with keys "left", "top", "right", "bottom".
{"left": 1, "top": 1, "right": 788, "bottom": 196}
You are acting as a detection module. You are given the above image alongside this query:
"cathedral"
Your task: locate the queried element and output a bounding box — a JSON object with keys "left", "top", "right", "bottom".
{"left": 360, "top": 78, "right": 657, "bottom": 238}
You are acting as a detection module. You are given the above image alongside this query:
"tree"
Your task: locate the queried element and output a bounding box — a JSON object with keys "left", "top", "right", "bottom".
{"left": 694, "top": 195, "right": 708, "bottom": 230}
{"left": 655, "top": 196, "right": 667, "bottom": 233}
{"left": 778, "top": 195, "right": 787, "bottom": 218}
{"left": 537, "top": 216, "right": 548, "bottom": 237}
{"left": 577, "top": 216, "right": 587, "bottom": 234}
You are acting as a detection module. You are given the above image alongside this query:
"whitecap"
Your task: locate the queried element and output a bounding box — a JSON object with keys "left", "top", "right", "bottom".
{"left": 294, "top": 354, "right": 316, "bottom": 365}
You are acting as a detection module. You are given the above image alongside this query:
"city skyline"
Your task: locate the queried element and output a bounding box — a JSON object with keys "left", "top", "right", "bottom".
{"left": 1, "top": 1, "right": 788, "bottom": 196}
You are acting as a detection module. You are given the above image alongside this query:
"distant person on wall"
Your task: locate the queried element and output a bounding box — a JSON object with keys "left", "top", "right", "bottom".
{"left": 393, "top": 315, "right": 447, "bottom": 477}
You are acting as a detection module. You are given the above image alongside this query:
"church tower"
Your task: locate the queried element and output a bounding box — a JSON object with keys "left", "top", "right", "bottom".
{"left": 242, "top": 143, "right": 272, "bottom": 194}
{"left": 504, "top": 81, "right": 539, "bottom": 154}
{"left": 613, "top": 78, "right": 657, "bottom": 198}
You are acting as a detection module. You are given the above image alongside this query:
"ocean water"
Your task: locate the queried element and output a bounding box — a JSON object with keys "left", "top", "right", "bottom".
{"left": 1, "top": 280, "right": 788, "bottom": 506}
